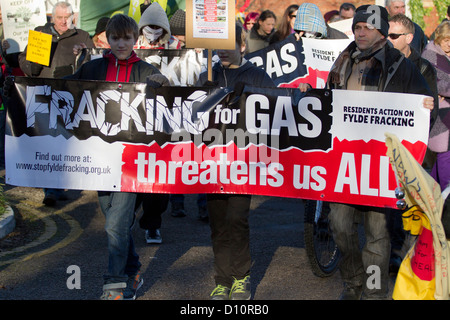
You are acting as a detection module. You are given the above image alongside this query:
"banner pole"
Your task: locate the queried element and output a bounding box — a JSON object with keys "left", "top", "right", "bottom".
{"left": 208, "top": 49, "right": 212, "bottom": 81}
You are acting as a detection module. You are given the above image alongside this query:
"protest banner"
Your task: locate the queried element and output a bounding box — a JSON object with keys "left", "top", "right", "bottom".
{"left": 5, "top": 77, "right": 430, "bottom": 209}
{"left": 244, "top": 36, "right": 351, "bottom": 88}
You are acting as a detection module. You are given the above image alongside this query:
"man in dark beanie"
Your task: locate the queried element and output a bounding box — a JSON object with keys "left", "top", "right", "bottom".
{"left": 327, "top": 4, "right": 435, "bottom": 300}
{"left": 352, "top": 4, "right": 389, "bottom": 38}
{"left": 93, "top": 17, "right": 110, "bottom": 48}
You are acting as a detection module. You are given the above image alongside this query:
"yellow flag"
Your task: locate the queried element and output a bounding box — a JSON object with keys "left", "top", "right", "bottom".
{"left": 386, "top": 133, "right": 450, "bottom": 300}
{"left": 128, "top": 0, "right": 168, "bottom": 22}
{"left": 128, "top": 0, "right": 142, "bottom": 22}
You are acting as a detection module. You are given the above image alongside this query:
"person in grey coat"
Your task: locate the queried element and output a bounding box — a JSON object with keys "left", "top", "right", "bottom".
{"left": 19, "top": 1, "right": 93, "bottom": 79}
{"left": 18, "top": 1, "right": 94, "bottom": 206}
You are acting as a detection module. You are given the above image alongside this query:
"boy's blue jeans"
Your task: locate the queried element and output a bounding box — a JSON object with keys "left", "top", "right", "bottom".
{"left": 98, "top": 191, "right": 141, "bottom": 284}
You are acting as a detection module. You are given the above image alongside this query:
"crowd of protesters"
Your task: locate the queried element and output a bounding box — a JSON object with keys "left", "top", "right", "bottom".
{"left": 0, "top": 0, "right": 448, "bottom": 300}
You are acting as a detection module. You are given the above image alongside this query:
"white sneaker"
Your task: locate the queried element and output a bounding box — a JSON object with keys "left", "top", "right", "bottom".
{"left": 145, "top": 229, "right": 162, "bottom": 244}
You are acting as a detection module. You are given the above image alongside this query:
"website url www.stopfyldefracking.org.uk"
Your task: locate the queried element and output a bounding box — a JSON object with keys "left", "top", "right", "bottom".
{"left": 15, "top": 161, "right": 112, "bottom": 176}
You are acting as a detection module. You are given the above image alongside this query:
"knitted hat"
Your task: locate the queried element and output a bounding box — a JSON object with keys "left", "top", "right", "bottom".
{"left": 95, "top": 17, "right": 110, "bottom": 36}
{"left": 352, "top": 5, "right": 389, "bottom": 37}
{"left": 170, "top": 9, "right": 185, "bottom": 36}
{"left": 293, "top": 3, "right": 327, "bottom": 38}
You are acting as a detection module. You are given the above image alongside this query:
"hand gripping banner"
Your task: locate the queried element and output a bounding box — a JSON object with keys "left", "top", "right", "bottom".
{"left": 5, "top": 77, "right": 430, "bottom": 208}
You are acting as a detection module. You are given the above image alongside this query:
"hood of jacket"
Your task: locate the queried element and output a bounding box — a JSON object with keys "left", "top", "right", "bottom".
{"left": 103, "top": 49, "right": 141, "bottom": 82}
{"left": 211, "top": 59, "right": 256, "bottom": 86}
{"left": 138, "top": 2, "right": 171, "bottom": 43}
{"left": 293, "top": 3, "right": 327, "bottom": 38}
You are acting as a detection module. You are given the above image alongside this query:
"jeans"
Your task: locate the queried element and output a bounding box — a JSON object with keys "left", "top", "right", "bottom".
{"left": 98, "top": 191, "right": 140, "bottom": 284}
{"left": 329, "top": 202, "right": 390, "bottom": 299}
{"left": 207, "top": 194, "right": 251, "bottom": 287}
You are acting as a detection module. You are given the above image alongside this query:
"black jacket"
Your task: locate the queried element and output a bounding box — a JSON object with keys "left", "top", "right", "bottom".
{"left": 328, "top": 41, "right": 433, "bottom": 98}
{"left": 196, "top": 60, "right": 275, "bottom": 89}
{"left": 68, "top": 51, "right": 161, "bottom": 82}
{"left": 246, "top": 27, "right": 276, "bottom": 54}
{"left": 408, "top": 46, "right": 438, "bottom": 126}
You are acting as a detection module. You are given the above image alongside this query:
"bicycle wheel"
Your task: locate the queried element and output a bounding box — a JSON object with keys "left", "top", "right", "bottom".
{"left": 304, "top": 200, "right": 340, "bottom": 277}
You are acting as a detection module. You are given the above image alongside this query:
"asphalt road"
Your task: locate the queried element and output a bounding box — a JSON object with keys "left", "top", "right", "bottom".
{"left": 0, "top": 178, "right": 354, "bottom": 303}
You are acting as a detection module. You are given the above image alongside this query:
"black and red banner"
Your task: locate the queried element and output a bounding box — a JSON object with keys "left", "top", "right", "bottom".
{"left": 5, "top": 76, "right": 430, "bottom": 208}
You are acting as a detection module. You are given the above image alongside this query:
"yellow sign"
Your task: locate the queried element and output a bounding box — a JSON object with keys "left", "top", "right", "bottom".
{"left": 25, "top": 30, "right": 52, "bottom": 66}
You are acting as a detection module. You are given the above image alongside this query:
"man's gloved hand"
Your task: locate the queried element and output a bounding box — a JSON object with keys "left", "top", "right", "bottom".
{"left": 30, "top": 62, "right": 43, "bottom": 77}
{"left": 3, "top": 76, "right": 14, "bottom": 97}
{"left": 53, "top": 65, "right": 74, "bottom": 78}
{"left": 203, "top": 80, "right": 218, "bottom": 87}
{"left": 146, "top": 74, "right": 170, "bottom": 88}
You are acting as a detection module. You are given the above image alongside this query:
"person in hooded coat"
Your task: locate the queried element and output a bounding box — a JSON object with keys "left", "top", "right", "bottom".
{"left": 134, "top": 2, "right": 181, "bottom": 49}
{"left": 68, "top": 13, "right": 168, "bottom": 300}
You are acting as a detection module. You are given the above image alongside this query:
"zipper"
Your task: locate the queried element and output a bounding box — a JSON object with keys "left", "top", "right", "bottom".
{"left": 114, "top": 56, "right": 130, "bottom": 82}
{"left": 115, "top": 57, "right": 119, "bottom": 82}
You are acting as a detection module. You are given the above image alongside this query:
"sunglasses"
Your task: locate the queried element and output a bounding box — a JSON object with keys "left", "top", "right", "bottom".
{"left": 388, "top": 33, "right": 409, "bottom": 39}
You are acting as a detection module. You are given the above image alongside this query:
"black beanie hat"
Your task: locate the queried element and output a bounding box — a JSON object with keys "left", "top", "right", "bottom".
{"left": 170, "top": 9, "right": 186, "bottom": 36}
{"left": 95, "top": 17, "right": 110, "bottom": 36}
{"left": 352, "top": 5, "right": 389, "bottom": 37}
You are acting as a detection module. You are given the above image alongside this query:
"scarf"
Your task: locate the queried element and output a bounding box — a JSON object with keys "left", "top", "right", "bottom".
{"left": 329, "top": 38, "right": 387, "bottom": 90}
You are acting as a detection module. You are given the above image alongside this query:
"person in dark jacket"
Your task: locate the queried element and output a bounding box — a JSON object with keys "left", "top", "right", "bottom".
{"left": 69, "top": 13, "right": 168, "bottom": 300}
{"left": 245, "top": 10, "right": 277, "bottom": 54}
{"left": 326, "top": 5, "right": 434, "bottom": 300}
{"left": 386, "top": 13, "right": 438, "bottom": 276}
{"left": 385, "top": 0, "right": 428, "bottom": 53}
{"left": 197, "top": 24, "right": 275, "bottom": 300}
{"left": 18, "top": 1, "right": 94, "bottom": 206}
{"left": 269, "top": 4, "right": 298, "bottom": 45}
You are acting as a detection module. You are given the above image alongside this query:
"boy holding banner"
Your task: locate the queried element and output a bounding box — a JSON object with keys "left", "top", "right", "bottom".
{"left": 326, "top": 5, "right": 434, "bottom": 300}
{"left": 68, "top": 13, "right": 168, "bottom": 300}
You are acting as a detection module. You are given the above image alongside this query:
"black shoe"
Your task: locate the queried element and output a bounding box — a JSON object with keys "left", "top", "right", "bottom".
{"left": 145, "top": 229, "right": 162, "bottom": 244}
{"left": 389, "top": 255, "right": 402, "bottom": 274}
{"left": 339, "top": 285, "right": 362, "bottom": 300}
{"left": 171, "top": 203, "right": 186, "bottom": 217}
{"left": 43, "top": 194, "right": 57, "bottom": 206}
{"left": 198, "top": 205, "right": 208, "bottom": 222}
